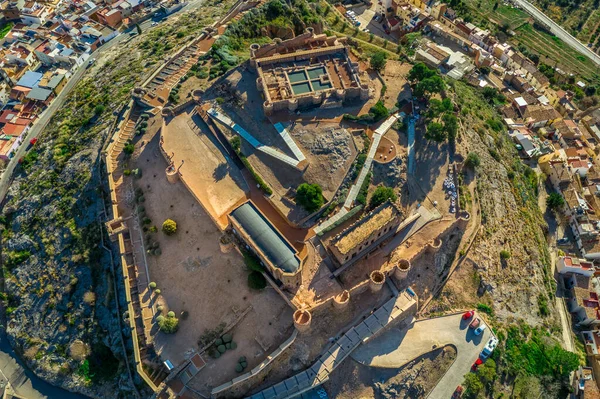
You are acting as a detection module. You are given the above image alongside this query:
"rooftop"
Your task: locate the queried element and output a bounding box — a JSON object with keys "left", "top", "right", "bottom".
{"left": 333, "top": 202, "right": 402, "bottom": 255}
{"left": 229, "top": 201, "right": 300, "bottom": 274}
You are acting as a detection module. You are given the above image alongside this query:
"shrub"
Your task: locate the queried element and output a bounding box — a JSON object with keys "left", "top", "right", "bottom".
{"left": 230, "top": 341, "right": 237, "bottom": 350}
{"left": 154, "top": 289, "right": 161, "bottom": 295}
{"left": 149, "top": 226, "right": 157, "bottom": 233}
{"left": 123, "top": 169, "right": 131, "bottom": 176}
{"left": 217, "top": 344, "right": 226, "bottom": 353}
{"left": 296, "top": 183, "right": 324, "bottom": 212}
{"left": 149, "top": 282, "right": 157, "bottom": 289}
{"left": 222, "top": 333, "right": 232, "bottom": 343}
{"left": 226, "top": 343, "right": 232, "bottom": 349}
{"left": 157, "top": 306, "right": 164, "bottom": 312}
{"left": 167, "top": 311, "right": 175, "bottom": 318}
{"left": 248, "top": 271, "right": 267, "bottom": 290}
{"left": 215, "top": 338, "right": 223, "bottom": 346}
{"left": 476, "top": 303, "right": 494, "bottom": 316}
{"left": 240, "top": 360, "right": 247, "bottom": 368}
{"left": 239, "top": 356, "right": 246, "bottom": 363}
{"left": 369, "top": 186, "right": 397, "bottom": 209}
{"left": 370, "top": 51, "right": 387, "bottom": 71}
{"left": 500, "top": 250, "right": 511, "bottom": 259}
{"left": 162, "top": 219, "right": 177, "bottom": 235}
{"left": 158, "top": 315, "right": 179, "bottom": 333}
{"left": 124, "top": 142, "right": 135, "bottom": 155}
{"left": 464, "top": 152, "right": 480, "bottom": 169}
{"left": 235, "top": 363, "right": 243, "bottom": 372}
{"left": 546, "top": 192, "right": 564, "bottom": 210}
{"left": 157, "top": 315, "right": 165, "bottom": 323}
{"left": 154, "top": 248, "right": 162, "bottom": 256}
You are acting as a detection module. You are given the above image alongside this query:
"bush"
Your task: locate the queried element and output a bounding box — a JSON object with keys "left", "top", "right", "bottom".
{"left": 369, "top": 101, "right": 389, "bottom": 122}
{"left": 296, "top": 183, "right": 324, "bottom": 212}
{"left": 248, "top": 271, "right": 267, "bottom": 290}
{"left": 154, "top": 289, "right": 161, "bottom": 295}
{"left": 222, "top": 333, "right": 232, "bottom": 343}
{"left": 464, "top": 152, "right": 480, "bottom": 169}
{"left": 370, "top": 51, "right": 387, "bottom": 71}
{"left": 217, "top": 344, "right": 226, "bottom": 353}
{"left": 167, "top": 311, "right": 175, "bottom": 318}
{"left": 369, "top": 186, "right": 397, "bottom": 209}
{"left": 162, "top": 219, "right": 177, "bottom": 235}
{"left": 149, "top": 282, "right": 157, "bottom": 289}
{"left": 239, "top": 356, "right": 247, "bottom": 363}
{"left": 546, "top": 192, "right": 564, "bottom": 210}
{"left": 157, "top": 306, "right": 164, "bottom": 312}
{"left": 230, "top": 341, "right": 237, "bottom": 350}
{"left": 476, "top": 303, "right": 494, "bottom": 316}
{"left": 216, "top": 338, "right": 223, "bottom": 346}
{"left": 226, "top": 342, "right": 232, "bottom": 349}
{"left": 500, "top": 250, "right": 511, "bottom": 259}
{"left": 156, "top": 315, "right": 165, "bottom": 323}
{"left": 158, "top": 315, "right": 179, "bottom": 334}
{"left": 235, "top": 363, "right": 243, "bottom": 372}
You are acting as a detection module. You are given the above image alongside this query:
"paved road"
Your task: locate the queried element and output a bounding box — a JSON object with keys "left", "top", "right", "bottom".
{"left": 512, "top": 0, "right": 600, "bottom": 67}
{"left": 352, "top": 313, "right": 493, "bottom": 399}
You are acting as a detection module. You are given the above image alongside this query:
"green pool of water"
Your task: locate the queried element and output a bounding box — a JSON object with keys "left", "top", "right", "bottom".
{"left": 312, "top": 80, "right": 332, "bottom": 91}
{"left": 288, "top": 70, "right": 308, "bottom": 83}
{"left": 307, "top": 67, "right": 326, "bottom": 80}
{"left": 292, "top": 82, "right": 312, "bottom": 95}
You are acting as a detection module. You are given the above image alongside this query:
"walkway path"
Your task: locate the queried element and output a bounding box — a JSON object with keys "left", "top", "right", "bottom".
{"left": 274, "top": 122, "right": 306, "bottom": 162}
{"left": 407, "top": 115, "right": 416, "bottom": 175}
{"left": 207, "top": 108, "right": 304, "bottom": 169}
{"left": 247, "top": 289, "right": 418, "bottom": 399}
{"left": 352, "top": 313, "right": 492, "bottom": 399}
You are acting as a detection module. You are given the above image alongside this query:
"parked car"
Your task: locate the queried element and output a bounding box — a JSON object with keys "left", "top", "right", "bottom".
{"left": 462, "top": 310, "right": 475, "bottom": 320}
{"left": 471, "top": 358, "right": 483, "bottom": 371}
{"left": 481, "top": 336, "right": 499, "bottom": 358}
{"left": 469, "top": 318, "right": 481, "bottom": 329}
{"left": 474, "top": 325, "right": 487, "bottom": 336}
{"left": 355, "top": 21, "right": 361, "bottom": 26}
{"left": 25, "top": 138, "right": 37, "bottom": 151}
{"left": 452, "top": 386, "right": 463, "bottom": 398}
{"left": 151, "top": 21, "right": 158, "bottom": 26}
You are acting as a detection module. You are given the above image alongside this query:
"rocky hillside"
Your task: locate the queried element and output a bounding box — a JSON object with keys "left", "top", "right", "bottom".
{"left": 0, "top": 4, "right": 232, "bottom": 397}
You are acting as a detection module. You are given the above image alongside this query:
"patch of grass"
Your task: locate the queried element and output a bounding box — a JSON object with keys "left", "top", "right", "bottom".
{"left": 476, "top": 302, "right": 494, "bottom": 316}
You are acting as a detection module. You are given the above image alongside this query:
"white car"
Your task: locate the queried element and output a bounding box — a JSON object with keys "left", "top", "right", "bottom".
{"left": 151, "top": 21, "right": 158, "bottom": 26}
{"left": 480, "top": 336, "right": 499, "bottom": 358}
{"left": 474, "top": 325, "right": 486, "bottom": 336}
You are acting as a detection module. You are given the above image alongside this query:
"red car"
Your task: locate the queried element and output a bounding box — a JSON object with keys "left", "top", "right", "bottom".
{"left": 471, "top": 358, "right": 483, "bottom": 371}
{"left": 462, "top": 310, "right": 475, "bottom": 320}
{"left": 469, "top": 317, "right": 481, "bottom": 329}
{"left": 452, "top": 386, "right": 463, "bottom": 398}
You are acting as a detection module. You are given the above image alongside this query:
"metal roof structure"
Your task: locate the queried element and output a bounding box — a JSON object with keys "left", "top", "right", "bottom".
{"left": 230, "top": 202, "right": 300, "bottom": 273}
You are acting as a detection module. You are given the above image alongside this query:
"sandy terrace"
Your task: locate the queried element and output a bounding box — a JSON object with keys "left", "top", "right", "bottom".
{"left": 162, "top": 106, "right": 248, "bottom": 227}
{"left": 131, "top": 131, "right": 293, "bottom": 388}
{"left": 380, "top": 60, "right": 413, "bottom": 109}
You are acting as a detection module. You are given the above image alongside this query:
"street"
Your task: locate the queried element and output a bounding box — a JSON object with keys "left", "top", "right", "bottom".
{"left": 512, "top": 0, "right": 600, "bottom": 67}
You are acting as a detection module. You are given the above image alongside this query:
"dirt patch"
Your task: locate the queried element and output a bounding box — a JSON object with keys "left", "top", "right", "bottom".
{"left": 130, "top": 129, "right": 293, "bottom": 394}
{"left": 324, "top": 345, "right": 457, "bottom": 398}
{"left": 381, "top": 60, "right": 413, "bottom": 109}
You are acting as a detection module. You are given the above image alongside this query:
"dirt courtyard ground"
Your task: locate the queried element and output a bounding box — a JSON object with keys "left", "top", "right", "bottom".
{"left": 130, "top": 130, "right": 294, "bottom": 392}
{"left": 161, "top": 106, "right": 248, "bottom": 227}
{"left": 381, "top": 60, "right": 413, "bottom": 109}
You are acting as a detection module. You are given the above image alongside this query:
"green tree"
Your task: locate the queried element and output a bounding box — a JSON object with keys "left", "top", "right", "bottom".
{"left": 248, "top": 271, "right": 267, "bottom": 289}
{"left": 442, "top": 113, "right": 458, "bottom": 141}
{"left": 465, "top": 152, "right": 480, "bottom": 169}
{"left": 408, "top": 62, "right": 436, "bottom": 82}
{"left": 370, "top": 101, "right": 389, "bottom": 121}
{"left": 370, "top": 51, "right": 387, "bottom": 71}
{"left": 296, "top": 183, "right": 324, "bottom": 212}
{"left": 136, "top": 24, "right": 142, "bottom": 35}
{"left": 414, "top": 75, "right": 445, "bottom": 98}
{"left": 478, "top": 358, "right": 497, "bottom": 385}
{"left": 162, "top": 219, "right": 177, "bottom": 235}
{"left": 463, "top": 372, "right": 484, "bottom": 398}
{"left": 546, "top": 192, "right": 564, "bottom": 210}
{"left": 425, "top": 122, "right": 446, "bottom": 142}
{"left": 369, "top": 186, "right": 397, "bottom": 208}
{"left": 158, "top": 314, "right": 179, "bottom": 333}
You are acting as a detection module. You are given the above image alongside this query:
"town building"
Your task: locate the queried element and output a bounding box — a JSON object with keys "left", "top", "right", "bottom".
{"left": 328, "top": 202, "right": 403, "bottom": 267}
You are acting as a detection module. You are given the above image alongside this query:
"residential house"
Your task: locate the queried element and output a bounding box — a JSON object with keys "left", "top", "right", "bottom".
{"left": 0, "top": 134, "right": 17, "bottom": 161}
{"left": 567, "top": 275, "right": 600, "bottom": 328}
{"left": 557, "top": 256, "right": 598, "bottom": 277}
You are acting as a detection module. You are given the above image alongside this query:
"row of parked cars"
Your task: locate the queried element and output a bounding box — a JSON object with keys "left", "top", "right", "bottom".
{"left": 453, "top": 310, "right": 500, "bottom": 398}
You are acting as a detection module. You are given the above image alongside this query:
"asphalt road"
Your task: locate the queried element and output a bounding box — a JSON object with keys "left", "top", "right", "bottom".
{"left": 351, "top": 313, "right": 493, "bottom": 399}
{"left": 511, "top": 0, "right": 600, "bottom": 67}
